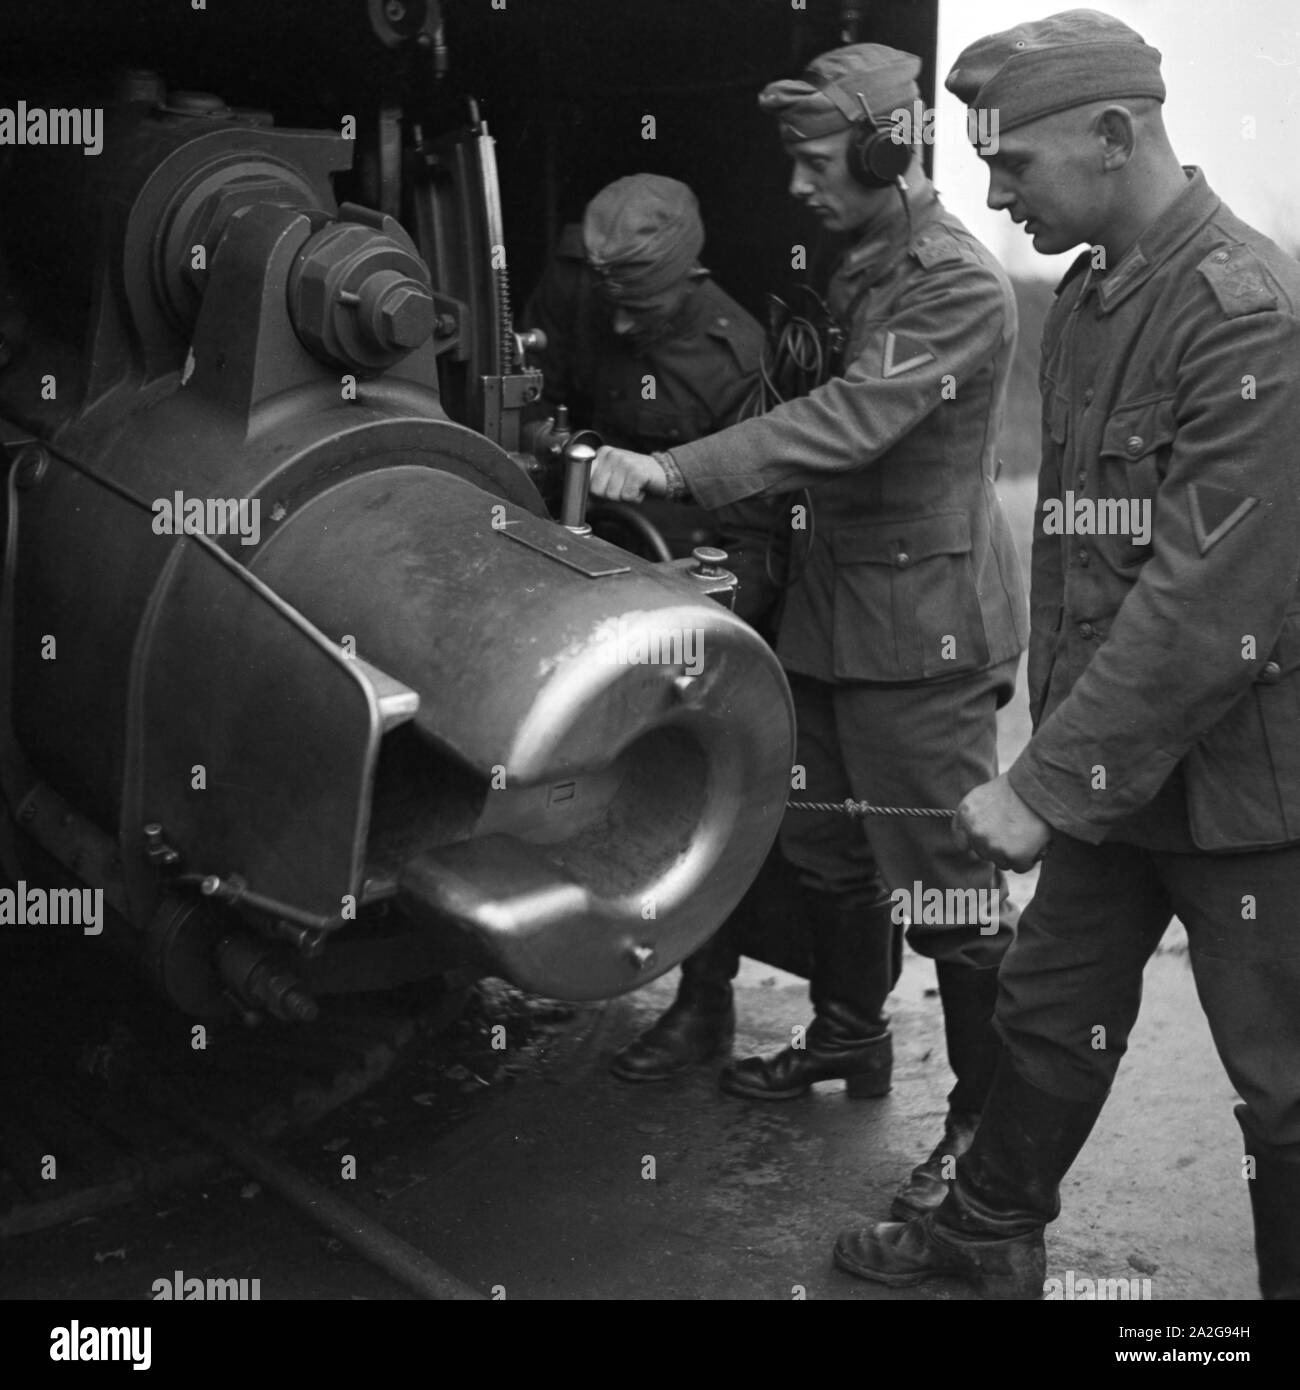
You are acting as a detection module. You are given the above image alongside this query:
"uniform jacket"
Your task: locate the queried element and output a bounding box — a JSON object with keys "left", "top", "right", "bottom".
{"left": 523, "top": 225, "right": 781, "bottom": 628}
{"left": 667, "top": 188, "right": 1029, "bottom": 685}
{"left": 1006, "top": 170, "right": 1300, "bottom": 852}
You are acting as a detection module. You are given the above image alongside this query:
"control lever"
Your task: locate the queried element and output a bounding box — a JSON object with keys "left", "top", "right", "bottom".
{"left": 560, "top": 430, "right": 602, "bottom": 533}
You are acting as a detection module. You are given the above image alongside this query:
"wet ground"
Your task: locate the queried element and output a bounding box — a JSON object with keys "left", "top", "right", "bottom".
{"left": 0, "top": 921, "right": 1256, "bottom": 1302}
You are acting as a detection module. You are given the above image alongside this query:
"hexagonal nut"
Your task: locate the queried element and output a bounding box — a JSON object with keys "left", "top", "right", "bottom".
{"left": 378, "top": 282, "right": 434, "bottom": 350}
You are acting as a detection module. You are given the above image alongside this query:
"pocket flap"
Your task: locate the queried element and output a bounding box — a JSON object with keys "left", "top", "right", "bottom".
{"left": 1100, "top": 397, "right": 1176, "bottom": 460}
{"left": 832, "top": 512, "right": 973, "bottom": 565}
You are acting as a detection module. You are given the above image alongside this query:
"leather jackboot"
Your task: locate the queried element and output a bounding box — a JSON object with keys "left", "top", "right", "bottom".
{"left": 1237, "top": 1105, "right": 1300, "bottom": 1299}
{"left": 835, "top": 1059, "right": 1105, "bottom": 1298}
{"left": 892, "top": 961, "right": 1003, "bottom": 1219}
{"left": 609, "top": 922, "right": 739, "bottom": 1082}
{"left": 720, "top": 887, "right": 897, "bottom": 1101}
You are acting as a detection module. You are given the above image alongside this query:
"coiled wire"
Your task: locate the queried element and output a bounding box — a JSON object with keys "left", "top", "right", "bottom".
{"left": 737, "top": 286, "right": 844, "bottom": 588}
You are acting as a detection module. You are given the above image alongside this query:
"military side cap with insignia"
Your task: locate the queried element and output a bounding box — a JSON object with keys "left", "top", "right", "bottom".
{"left": 945, "top": 8, "right": 1165, "bottom": 134}
{"left": 582, "top": 174, "right": 705, "bottom": 301}
{"left": 758, "top": 43, "right": 922, "bottom": 142}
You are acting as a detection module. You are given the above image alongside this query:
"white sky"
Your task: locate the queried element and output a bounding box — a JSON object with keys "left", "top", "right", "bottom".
{"left": 934, "top": 0, "right": 1300, "bottom": 278}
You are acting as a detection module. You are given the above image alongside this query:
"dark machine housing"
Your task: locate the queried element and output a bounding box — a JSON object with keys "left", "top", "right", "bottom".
{"left": 0, "top": 0, "right": 935, "bottom": 1024}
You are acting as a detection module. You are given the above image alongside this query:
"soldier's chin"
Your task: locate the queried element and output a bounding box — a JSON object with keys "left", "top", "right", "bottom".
{"left": 1027, "top": 223, "right": 1069, "bottom": 254}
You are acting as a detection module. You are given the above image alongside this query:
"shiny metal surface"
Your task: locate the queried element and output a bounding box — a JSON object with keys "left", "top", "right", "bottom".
{"left": 0, "top": 88, "right": 794, "bottom": 1015}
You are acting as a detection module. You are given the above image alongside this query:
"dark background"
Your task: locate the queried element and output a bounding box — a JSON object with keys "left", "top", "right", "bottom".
{"left": 0, "top": 0, "right": 939, "bottom": 323}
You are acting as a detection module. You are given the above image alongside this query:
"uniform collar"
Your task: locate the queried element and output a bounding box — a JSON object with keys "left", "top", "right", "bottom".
{"left": 836, "top": 183, "right": 942, "bottom": 286}
{"left": 1091, "top": 167, "right": 1220, "bottom": 315}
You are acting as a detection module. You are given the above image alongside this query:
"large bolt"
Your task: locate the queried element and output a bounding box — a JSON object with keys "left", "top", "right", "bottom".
{"left": 352, "top": 270, "right": 434, "bottom": 352}
{"left": 379, "top": 283, "right": 435, "bottom": 349}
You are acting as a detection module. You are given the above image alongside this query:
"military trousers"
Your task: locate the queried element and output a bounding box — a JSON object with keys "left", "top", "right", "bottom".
{"left": 777, "top": 662, "right": 1019, "bottom": 970}
{"left": 997, "top": 830, "right": 1300, "bottom": 1153}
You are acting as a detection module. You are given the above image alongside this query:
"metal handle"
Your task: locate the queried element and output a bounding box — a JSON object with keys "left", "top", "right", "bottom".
{"left": 560, "top": 429, "right": 601, "bottom": 531}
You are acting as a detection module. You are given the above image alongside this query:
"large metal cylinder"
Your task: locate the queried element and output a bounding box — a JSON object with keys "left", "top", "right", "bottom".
{"left": 0, "top": 90, "right": 794, "bottom": 1011}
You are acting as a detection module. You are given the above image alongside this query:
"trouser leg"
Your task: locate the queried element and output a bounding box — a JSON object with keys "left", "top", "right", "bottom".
{"left": 711, "top": 675, "right": 895, "bottom": 1100}
{"left": 1159, "top": 843, "right": 1300, "bottom": 1297}
{"left": 822, "top": 663, "right": 1022, "bottom": 1210}
{"left": 836, "top": 834, "right": 1171, "bottom": 1295}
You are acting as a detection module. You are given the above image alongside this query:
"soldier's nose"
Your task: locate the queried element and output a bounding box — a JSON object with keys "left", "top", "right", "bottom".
{"left": 986, "top": 175, "right": 1014, "bottom": 212}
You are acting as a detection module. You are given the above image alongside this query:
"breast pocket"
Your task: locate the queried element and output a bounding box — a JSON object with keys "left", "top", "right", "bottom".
{"left": 1097, "top": 396, "right": 1174, "bottom": 567}
{"left": 831, "top": 512, "right": 991, "bottom": 681}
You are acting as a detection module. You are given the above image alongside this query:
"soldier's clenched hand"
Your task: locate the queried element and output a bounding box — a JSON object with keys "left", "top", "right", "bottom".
{"left": 590, "top": 447, "right": 668, "bottom": 502}
{"left": 953, "top": 773, "right": 1051, "bottom": 872}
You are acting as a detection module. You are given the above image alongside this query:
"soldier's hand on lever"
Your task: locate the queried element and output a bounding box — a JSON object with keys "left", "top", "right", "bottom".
{"left": 590, "top": 446, "right": 669, "bottom": 503}
{"left": 953, "top": 773, "right": 1051, "bottom": 873}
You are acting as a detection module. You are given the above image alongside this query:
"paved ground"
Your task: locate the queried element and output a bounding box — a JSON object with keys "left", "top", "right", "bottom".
{"left": 2, "top": 886, "right": 1256, "bottom": 1303}
{"left": 364, "top": 935, "right": 1255, "bottom": 1301}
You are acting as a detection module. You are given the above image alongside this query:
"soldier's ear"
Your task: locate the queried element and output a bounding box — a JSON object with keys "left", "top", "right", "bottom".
{"left": 1093, "top": 106, "right": 1137, "bottom": 169}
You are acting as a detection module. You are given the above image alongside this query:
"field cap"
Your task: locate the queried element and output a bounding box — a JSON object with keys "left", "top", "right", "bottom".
{"left": 758, "top": 44, "right": 923, "bottom": 142}
{"left": 945, "top": 9, "right": 1164, "bottom": 134}
{"left": 582, "top": 175, "right": 704, "bottom": 301}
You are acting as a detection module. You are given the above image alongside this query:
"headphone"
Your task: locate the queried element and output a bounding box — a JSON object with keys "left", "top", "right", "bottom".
{"left": 814, "top": 81, "right": 914, "bottom": 189}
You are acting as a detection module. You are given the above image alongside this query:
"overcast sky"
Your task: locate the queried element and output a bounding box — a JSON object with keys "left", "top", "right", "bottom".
{"left": 934, "top": 0, "right": 1300, "bottom": 278}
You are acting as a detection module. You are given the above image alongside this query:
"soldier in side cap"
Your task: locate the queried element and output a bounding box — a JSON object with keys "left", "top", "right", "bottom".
{"left": 523, "top": 175, "right": 783, "bottom": 634}
{"left": 834, "top": 10, "right": 1300, "bottom": 1301}
{"left": 590, "top": 44, "right": 1029, "bottom": 1219}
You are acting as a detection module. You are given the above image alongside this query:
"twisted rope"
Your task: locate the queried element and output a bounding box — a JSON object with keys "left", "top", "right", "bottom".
{"left": 787, "top": 799, "right": 951, "bottom": 819}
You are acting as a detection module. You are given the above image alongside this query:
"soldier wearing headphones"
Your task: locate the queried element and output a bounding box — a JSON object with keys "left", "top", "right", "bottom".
{"left": 593, "top": 44, "right": 1028, "bottom": 1223}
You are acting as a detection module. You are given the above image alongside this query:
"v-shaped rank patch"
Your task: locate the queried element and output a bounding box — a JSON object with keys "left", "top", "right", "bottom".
{"left": 1188, "top": 481, "right": 1257, "bottom": 555}
{"left": 881, "top": 331, "right": 935, "bottom": 378}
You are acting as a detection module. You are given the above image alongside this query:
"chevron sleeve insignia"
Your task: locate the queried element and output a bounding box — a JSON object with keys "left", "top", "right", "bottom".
{"left": 881, "top": 331, "right": 935, "bottom": 378}
{"left": 1188, "top": 481, "right": 1258, "bottom": 554}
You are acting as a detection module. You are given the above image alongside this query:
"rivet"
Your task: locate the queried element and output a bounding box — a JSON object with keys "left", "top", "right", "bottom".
{"left": 628, "top": 945, "right": 656, "bottom": 971}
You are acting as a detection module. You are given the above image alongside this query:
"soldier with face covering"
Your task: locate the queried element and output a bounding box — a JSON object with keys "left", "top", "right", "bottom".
{"left": 524, "top": 174, "right": 783, "bottom": 633}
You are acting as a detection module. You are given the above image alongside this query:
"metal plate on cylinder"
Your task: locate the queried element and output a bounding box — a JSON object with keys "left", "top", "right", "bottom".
{"left": 498, "top": 514, "right": 630, "bottom": 578}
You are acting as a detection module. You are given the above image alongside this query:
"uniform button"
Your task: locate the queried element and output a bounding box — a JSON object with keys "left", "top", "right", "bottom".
{"left": 895, "top": 552, "right": 910, "bottom": 568}
{"left": 667, "top": 427, "right": 680, "bottom": 439}
{"left": 1213, "top": 250, "right": 1229, "bottom": 264}
{"left": 1076, "top": 474, "right": 1086, "bottom": 489}
{"left": 716, "top": 317, "right": 729, "bottom": 327}
{"left": 1079, "top": 621, "right": 1095, "bottom": 639}
{"left": 1078, "top": 549, "right": 1090, "bottom": 566}
{"left": 1126, "top": 435, "right": 1144, "bottom": 455}
{"left": 1083, "top": 388, "right": 1094, "bottom": 405}
{"left": 1258, "top": 660, "right": 1282, "bottom": 685}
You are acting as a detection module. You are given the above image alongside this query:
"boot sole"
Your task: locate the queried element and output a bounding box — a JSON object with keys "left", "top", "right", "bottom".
{"left": 609, "top": 1038, "right": 734, "bottom": 1083}
{"left": 832, "top": 1243, "right": 932, "bottom": 1287}
{"left": 719, "top": 1074, "right": 811, "bottom": 1100}
{"left": 719, "top": 1072, "right": 891, "bottom": 1101}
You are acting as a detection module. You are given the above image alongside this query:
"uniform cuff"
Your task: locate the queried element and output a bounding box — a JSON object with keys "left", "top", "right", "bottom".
{"left": 1007, "top": 756, "right": 1107, "bottom": 845}
{"left": 652, "top": 450, "right": 689, "bottom": 500}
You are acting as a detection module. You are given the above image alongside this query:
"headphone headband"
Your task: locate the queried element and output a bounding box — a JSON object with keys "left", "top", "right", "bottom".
{"left": 813, "top": 79, "right": 884, "bottom": 132}
{"left": 802, "top": 76, "right": 911, "bottom": 189}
